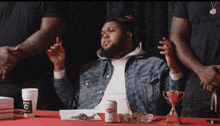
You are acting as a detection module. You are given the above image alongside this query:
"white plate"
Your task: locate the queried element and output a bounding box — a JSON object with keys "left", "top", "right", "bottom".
{"left": 59, "top": 109, "right": 102, "bottom": 121}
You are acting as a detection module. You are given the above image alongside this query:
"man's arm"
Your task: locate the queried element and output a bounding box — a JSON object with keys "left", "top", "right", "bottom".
{"left": 170, "top": 16, "right": 220, "bottom": 92}
{"left": 158, "top": 37, "right": 181, "bottom": 75}
{"left": 13, "top": 17, "right": 65, "bottom": 58}
{"left": 46, "top": 38, "right": 78, "bottom": 109}
{"left": 48, "top": 43, "right": 78, "bottom": 109}
{"left": 54, "top": 74, "right": 79, "bottom": 109}
{"left": 169, "top": 16, "right": 202, "bottom": 73}
{"left": 0, "top": 17, "right": 65, "bottom": 79}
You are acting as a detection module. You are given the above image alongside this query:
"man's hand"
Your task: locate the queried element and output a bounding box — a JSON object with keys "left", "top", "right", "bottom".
{"left": 198, "top": 65, "right": 220, "bottom": 92}
{"left": 0, "top": 46, "right": 19, "bottom": 79}
{"left": 46, "top": 37, "right": 65, "bottom": 72}
{"left": 158, "top": 37, "right": 181, "bottom": 75}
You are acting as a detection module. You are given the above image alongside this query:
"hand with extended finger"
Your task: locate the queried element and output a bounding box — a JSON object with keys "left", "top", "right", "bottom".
{"left": 158, "top": 37, "right": 181, "bottom": 75}
{"left": 0, "top": 46, "right": 19, "bottom": 79}
{"left": 46, "top": 37, "right": 65, "bottom": 72}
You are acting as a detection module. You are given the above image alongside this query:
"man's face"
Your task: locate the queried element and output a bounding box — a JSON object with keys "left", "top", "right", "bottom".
{"left": 101, "top": 21, "right": 128, "bottom": 57}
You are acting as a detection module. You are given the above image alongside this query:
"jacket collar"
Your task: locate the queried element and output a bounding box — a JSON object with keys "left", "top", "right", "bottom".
{"left": 97, "top": 42, "right": 145, "bottom": 60}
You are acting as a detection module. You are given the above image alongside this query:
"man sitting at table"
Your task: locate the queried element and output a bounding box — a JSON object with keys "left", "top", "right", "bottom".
{"left": 46, "top": 15, "right": 185, "bottom": 116}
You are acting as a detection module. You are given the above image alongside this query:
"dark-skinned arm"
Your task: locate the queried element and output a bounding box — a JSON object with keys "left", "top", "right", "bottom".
{"left": 169, "top": 17, "right": 200, "bottom": 73}
{"left": 0, "top": 17, "right": 65, "bottom": 79}
{"left": 13, "top": 17, "right": 65, "bottom": 59}
{"left": 170, "top": 16, "right": 220, "bottom": 92}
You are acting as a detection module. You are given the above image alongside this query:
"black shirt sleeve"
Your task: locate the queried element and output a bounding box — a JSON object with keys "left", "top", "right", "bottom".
{"left": 42, "top": 2, "right": 70, "bottom": 19}
{"left": 173, "top": 2, "right": 189, "bottom": 19}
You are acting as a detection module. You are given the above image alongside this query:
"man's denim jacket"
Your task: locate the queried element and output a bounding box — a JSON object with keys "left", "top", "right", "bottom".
{"left": 54, "top": 54, "right": 185, "bottom": 116}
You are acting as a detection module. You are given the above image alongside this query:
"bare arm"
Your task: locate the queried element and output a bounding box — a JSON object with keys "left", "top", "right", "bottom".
{"left": 170, "top": 16, "right": 220, "bottom": 92}
{"left": 0, "top": 17, "right": 65, "bottom": 79}
{"left": 169, "top": 16, "right": 204, "bottom": 74}
{"left": 13, "top": 17, "right": 65, "bottom": 59}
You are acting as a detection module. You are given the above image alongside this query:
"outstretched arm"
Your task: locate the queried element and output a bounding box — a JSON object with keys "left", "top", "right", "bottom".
{"left": 14, "top": 17, "right": 65, "bottom": 59}
{"left": 0, "top": 17, "right": 65, "bottom": 79}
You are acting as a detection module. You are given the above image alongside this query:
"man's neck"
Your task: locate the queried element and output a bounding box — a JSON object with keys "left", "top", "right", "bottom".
{"left": 111, "top": 50, "right": 132, "bottom": 59}
{"left": 111, "top": 42, "right": 135, "bottom": 59}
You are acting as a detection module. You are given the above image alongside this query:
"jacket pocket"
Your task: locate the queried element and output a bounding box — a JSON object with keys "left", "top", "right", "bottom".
{"left": 139, "top": 76, "right": 159, "bottom": 85}
{"left": 82, "top": 79, "right": 98, "bottom": 88}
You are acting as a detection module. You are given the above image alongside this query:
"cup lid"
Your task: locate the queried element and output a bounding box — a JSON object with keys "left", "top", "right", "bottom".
{"left": 22, "top": 88, "right": 38, "bottom": 94}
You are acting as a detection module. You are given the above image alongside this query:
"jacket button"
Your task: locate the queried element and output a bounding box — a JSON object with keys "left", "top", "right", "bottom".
{"left": 99, "top": 91, "right": 103, "bottom": 94}
{"left": 106, "top": 75, "right": 110, "bottom": 78}
{"left": 85, "top": 82, "right": 88, "bottom": 86}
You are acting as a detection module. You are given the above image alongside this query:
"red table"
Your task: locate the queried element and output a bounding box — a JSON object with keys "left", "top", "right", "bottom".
{"left": 0, "top": 110, "right": 220, "bottom": 126}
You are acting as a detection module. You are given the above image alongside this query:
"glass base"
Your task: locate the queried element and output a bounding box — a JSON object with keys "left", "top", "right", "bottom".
{"left": 165, "top": 115, "right": 181, "bottom": 124}
{"left": 24, "top": 113, "right": 36, "bottom": 118}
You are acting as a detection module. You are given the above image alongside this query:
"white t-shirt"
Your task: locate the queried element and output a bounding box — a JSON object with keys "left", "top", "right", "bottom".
{"left": 95, "top": 57, "right": 130, "bottom": 114}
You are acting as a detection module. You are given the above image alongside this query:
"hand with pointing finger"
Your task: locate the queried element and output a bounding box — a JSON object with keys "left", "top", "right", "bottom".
{"left": 158, "top": 37, "right": 181, "bottom": 75}
{"left": 46, "top": 37, "right": 65, "bottom": 72}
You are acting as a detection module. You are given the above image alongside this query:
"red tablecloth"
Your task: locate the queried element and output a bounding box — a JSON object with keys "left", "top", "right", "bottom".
{"left": 1, "top": 110, "right": 220, "bottom": 126}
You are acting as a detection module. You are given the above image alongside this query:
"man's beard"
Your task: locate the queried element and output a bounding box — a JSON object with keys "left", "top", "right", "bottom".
{"left": 101, "top": 40, "right": 127, "bottom": 58}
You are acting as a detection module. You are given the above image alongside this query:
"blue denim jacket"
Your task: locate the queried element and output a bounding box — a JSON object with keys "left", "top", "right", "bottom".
{"left": 54, "top": 54, "right": 185, "bottom": 116}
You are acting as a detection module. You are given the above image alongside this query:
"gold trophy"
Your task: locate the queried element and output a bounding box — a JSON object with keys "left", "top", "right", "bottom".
{"left": 163, "top": 91, "right": 185, "bottom": 124}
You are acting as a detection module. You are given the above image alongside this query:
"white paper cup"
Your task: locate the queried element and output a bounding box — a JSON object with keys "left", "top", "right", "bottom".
{"left": 22, "top": 88, "right": 38, "bottom": 118}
